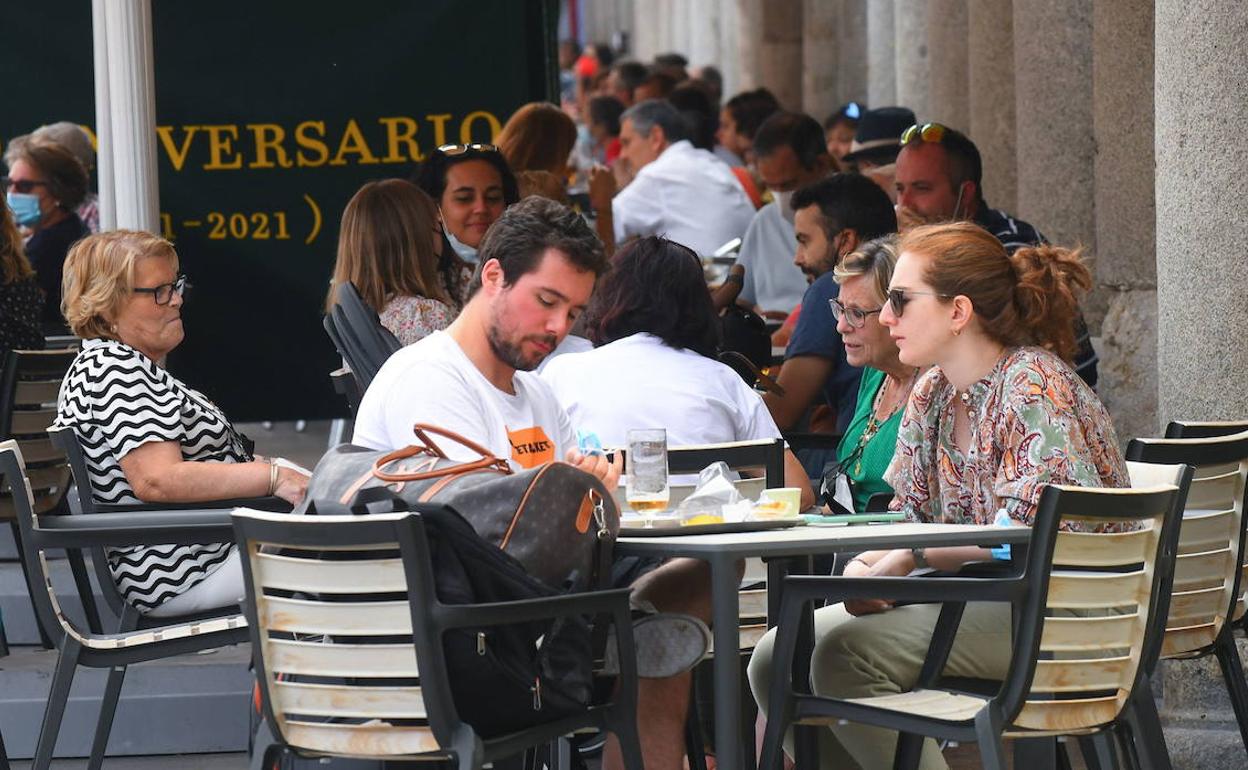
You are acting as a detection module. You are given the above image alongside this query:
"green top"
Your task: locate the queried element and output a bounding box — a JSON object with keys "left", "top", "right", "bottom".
{"left": 835, "top": 368, "right": 904, "bottom": 512}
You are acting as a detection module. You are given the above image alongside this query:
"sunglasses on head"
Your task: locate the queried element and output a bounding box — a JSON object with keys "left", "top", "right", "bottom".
{"left": 886, "top": 287, "right": 955, "bottom": 317}
{"left": 900, "top": 122, "right": 950, "bottom": 147}
{"left": 437, "top": 143, "right": 501, "bottom": 156}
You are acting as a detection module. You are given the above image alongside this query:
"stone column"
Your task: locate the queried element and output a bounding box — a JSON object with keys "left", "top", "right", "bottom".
{"left": 893, "top": 0, "right": 931, "bottom": 119}
{"left": 688, "top": 0, "right": 722, "bottom": 73}
{"left": 1156, "top": 1, "right": 1248, "bottom": 425}
{"left": 93, "top": 0, "right": 160, "bottom": 233}
{"left": 967, "top": 0, "right": 1017, "bottom": 213}
{"left": 757, "top": 0, "right": 804, "bottom": 109}
{"left": 1012, "top": 1, "right": 1095, "bottom": 293}
{"left": 1092, "top": 0, "right": 1157, "bottom": 445}
{"left": 837, "top": 0, "right": 869, "bottom": 107}
{"left": 718, "top": 0, "right": 743, "bottom": 98}
{"left": 925, "top": 0, "right": 969, "bottom": 129}
{"left": 802, "top": 0, "right": 839, "bottom": 120}
{"left": 733, "top": 0, "right": 764, "bottom": 91}
{"left": 866, "top": 0, "right": 896, "bottom": 106}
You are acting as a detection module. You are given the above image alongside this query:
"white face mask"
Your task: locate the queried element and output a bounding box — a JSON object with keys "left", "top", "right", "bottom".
{"left": 775, "top": 190, "right": 796, "bottom": 226}
{"left": 444, "top": 227, "right": 479, "bottom": 263}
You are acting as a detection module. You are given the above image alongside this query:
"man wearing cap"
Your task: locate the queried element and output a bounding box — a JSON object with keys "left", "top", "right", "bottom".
{"left": 893, "top": 121, "right": 1098, "bottom": 385}
{"left": 840, "top": 106, "right": 917, "bottom": 202}
{"left": 731, "top": 111, "right": 835, "bottom": 318}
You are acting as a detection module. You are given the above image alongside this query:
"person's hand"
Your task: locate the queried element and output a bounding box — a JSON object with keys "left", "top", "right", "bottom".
{"left": 564, "top": 448, "right": 623, "bottom": 491}
{"left": 273, "top": 466, "right": 310, "bottom": 506}
{"left": 842, "top": 549, "right": 911, "bottom": 616}
{"left": 588, "top": 164, "right": 617, "bottom": 214}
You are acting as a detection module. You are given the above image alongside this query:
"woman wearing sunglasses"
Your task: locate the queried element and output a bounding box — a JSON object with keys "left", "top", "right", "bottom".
{"left": 53, "top": 230, "right": 309, "bottom": 618}
{"left": 4, "top": 139, "right": 90, "bottom": 333}
{"left": 0, "top": 197, "right": 44, "bottom": 358}
{"left": 413, "top": 143, "right": 520, "bottom": 263}
{"left": 749, "top": 221, "right": 1127, "bottom": 770}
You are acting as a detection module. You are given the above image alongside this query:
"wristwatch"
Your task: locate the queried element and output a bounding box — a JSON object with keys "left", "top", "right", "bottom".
{"left": 910, "top": 546, "right": 929, "bottom": 569}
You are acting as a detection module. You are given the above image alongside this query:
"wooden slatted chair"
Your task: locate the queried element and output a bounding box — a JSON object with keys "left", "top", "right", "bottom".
{"left": 0, "top": 439, "right": 250, "bottom": 770}
{"left": 1125, "top": 429, "right": 1248, "bottom": 759}
{"left": 0, "top": 348, "right": 98, "bottom": 649}
{"left": 231, "top": 506, "right": 643, "bottom": 770}
{"left": 760, "top": 468, "right": 1191, "bottom": 770}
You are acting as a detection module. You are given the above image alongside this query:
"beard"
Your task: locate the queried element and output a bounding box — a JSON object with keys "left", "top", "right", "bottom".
{"left": 487, "top": 322, "right": 557, "bottom": 372}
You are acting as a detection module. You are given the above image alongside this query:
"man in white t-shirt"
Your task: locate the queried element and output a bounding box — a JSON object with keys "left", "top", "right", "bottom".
{"left": 734, "top": 111, "right": 835, "bottom": 318}
{"left": 355, "top": 197, "right": 711, "bottom": 770}
{"left": 607, "top": 99, "right": 755, "bottom": 256}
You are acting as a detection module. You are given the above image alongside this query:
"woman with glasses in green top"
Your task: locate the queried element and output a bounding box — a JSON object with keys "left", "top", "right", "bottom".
{"left": 825, "top": 235, "right": 918, "bottom": 512}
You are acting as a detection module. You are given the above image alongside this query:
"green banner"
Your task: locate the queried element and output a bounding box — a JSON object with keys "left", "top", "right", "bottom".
{"left": 2, "top": 0, "right": 557, "bottom": 420}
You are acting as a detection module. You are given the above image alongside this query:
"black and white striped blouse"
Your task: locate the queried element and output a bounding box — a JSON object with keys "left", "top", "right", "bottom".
{"left": 55, "top": 338, "right": 253, "bottom": 612}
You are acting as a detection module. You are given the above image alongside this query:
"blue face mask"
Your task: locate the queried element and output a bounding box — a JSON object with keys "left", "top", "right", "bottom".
{"left": 6, "top": 192, "right": 42, "bottom": 227}
{"left": 445, "top": 227, "right": 479, "bottom": 263}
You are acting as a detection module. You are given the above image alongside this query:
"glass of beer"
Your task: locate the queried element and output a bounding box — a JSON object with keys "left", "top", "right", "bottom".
{"left": 626, "top": 428, "right": 669, "bottom": 524}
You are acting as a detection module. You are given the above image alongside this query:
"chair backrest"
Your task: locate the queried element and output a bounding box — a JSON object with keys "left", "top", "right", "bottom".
{"left": 1126, "top": 430, "right": 1248, "bottom": 657}
{"left": 1165, "top": 420, "right": 1248, "bottom": 439}
{"left": 324, "top": 283, "right": 402, "bottom": 392}
{"left": 232, "top": 507, "right": 456, "bottom": 758}
{"left": 999, "top": 469, "right": 1187, "bottom": 733}
{"left": 666, "top": 438, "right": 785, "bottom": 484}
{"left": 0, "top": 349, "right": 76, "bottom": 521}
{"left": 329, "top": 366, "right": 362, "bottom": 417}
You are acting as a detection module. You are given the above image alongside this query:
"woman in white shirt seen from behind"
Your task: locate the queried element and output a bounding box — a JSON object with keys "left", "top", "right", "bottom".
{"left": 541, "top": 235, "right": 814, "bottom": 508}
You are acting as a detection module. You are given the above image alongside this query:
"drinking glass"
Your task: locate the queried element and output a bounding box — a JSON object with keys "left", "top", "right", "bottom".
{"left": 625, "top": 428, "right": 669, "bottom": 524}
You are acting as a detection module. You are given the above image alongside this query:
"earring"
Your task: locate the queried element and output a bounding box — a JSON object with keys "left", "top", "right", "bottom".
{"left": 952, "top": 327, "right": 961, "bottom": 337}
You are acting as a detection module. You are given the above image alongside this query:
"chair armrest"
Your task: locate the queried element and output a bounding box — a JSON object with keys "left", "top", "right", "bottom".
{"left": 438, "top": 587, "right": 635, "bottom": 630}
{"left": 31, "top": 509, "right": 235, "bottom": 549}
{"left": 94, "top": 496, "right": 292, "bottom": 514}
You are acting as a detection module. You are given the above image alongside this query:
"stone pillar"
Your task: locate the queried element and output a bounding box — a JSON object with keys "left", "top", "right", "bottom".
{"left": 688, "top": 0, "right": 722, "bottom": 73}
{"left": 719, "top": 0, "right": 743, "bottom": 98}
{"left": 803, "top": 0, "right": 839, "bottom": 120}
{"left": 967, "top": 0, "right": 1017, "bottom": 213}
{"left": 630, "top": 0, "right": 657, "bottom": 61}
{"left": 866, "top": 0, "right": 896, "bottom": 106}
{"left": 1156, "top": 1, "right": 1248, "bottom": 425}
{"left": 93, "top": 0, "right": 160, "bottom": 233}
{"left": 733, "top": 0, "right": 764, "bottom": 92}
{"left": 757, "top": 0, "right": 804, "bottom": 109}
{"left": 1012, "top": 1, "right": 1095, "bottom": 303}
{"left": 925, "top": 0, "right": 969, "bottom": 130}
{"left": 893, "top": 0, "right": 931, "bottom": 119}
{"left": 1092, "top": 0, "right": 1157, "bottom": 445}
{"left": 837, "top": 0, "right": 869, "bottom": 107}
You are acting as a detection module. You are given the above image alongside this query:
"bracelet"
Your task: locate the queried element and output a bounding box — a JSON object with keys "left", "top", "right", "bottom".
{"left": 911, "top": 546, "right": 929, "bottom": 569}
{"left": 267, "top": 460, "right": 279, "bottom": 496}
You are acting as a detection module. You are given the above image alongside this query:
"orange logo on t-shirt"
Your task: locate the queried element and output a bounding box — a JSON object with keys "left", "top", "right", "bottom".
{"left": 507, "top": 426, "right": 555, "bottom": 468}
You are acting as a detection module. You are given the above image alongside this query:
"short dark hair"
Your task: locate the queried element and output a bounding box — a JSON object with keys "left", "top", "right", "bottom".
{"left": 585, "top": 236, "right": 720, "bottom": 359}
{"left": 611, "top": 61, "right": 649, "bottom": 96}
{"left": 412, "top": 145, "right": 520, "bottom": 208}
{"left": 621, "top": 99, "right": 690, "bottom": 144}
{"left": 752, "top": 111, "right": 829, "bottom": 169}
{"left": 791, "top": 173, "right": 897, "bottom": 243}
{"left": 723, "top": 88, "right": 781, "bottom": 140}
{"left": 588, "top": 95, "right": 625, "bottom": 137}
{"left": 668, "top": 83, "right": 717, "bottom": 150}
{"left": 471, "top": 196, "right": 608, "bottom": 295}
{"left": 909, "top": 125, "right": 985, "bottom": 205}
{"left": 654, "top": 52, "right": 689, "bottom": 69}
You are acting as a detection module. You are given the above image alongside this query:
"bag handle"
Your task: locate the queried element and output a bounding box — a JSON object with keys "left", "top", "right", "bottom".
{"left": 372, "top": 423, "right": 511, "bottom": 482}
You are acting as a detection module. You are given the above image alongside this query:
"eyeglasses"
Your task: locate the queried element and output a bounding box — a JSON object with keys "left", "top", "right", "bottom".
{"left": 828, "top": 297, "right": 882, "bottom": 328}
{"left": 2, "top": 177, "right": 48, "bottom": 194}
{"left": 437, "top": 143, "right": 501, "bottom": 156}
{"left": 133, "top": 274, "right": 190, "bottom": 305}
{"left": 900, "top": 122, "right": 950, "bottom": 147}
{"left": 886, "top": 288, "right": 954, "bottom": 317}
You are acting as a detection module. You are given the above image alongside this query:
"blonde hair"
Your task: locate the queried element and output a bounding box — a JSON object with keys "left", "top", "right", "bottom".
{"left": 833, "top": 234, "right": 899, "bottom": 304}
{"left": 1, "top": 201, "right": 33, "bottom": 285}
{"left": 326, "top": 179, "right": 449, "bottom": 313}
{"left": 898, "top": 222, "right": 1092, "bottom": 362}
{"left": 62, "top": 230, "right": 179, "bottom": 339}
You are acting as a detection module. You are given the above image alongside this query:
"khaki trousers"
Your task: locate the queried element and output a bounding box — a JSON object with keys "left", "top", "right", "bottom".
{"left": 747, "top": 601, "right": 1013, "bottom": 770}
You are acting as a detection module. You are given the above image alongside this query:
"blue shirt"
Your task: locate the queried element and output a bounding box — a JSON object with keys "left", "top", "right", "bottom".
{"left": 784, "top": 272, "right": 863, "bottom": 433}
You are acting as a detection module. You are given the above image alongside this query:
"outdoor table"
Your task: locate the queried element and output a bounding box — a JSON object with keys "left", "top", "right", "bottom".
{"left": 616, "top": 522, "right": 1033, "bottom": 770}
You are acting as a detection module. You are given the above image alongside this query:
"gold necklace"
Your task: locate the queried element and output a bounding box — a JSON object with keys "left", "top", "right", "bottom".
{"left": 851, "top": 370, "right": 917, "bottom": 475}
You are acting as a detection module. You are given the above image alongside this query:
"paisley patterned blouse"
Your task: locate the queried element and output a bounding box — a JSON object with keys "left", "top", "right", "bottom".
{"left": 885, "top": 346, "right": 1129, "bottom": 526}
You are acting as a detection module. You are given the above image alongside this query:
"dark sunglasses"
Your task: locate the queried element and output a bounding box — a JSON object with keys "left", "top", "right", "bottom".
{"left": 133, "top": 274, "right": 190, "bottom": 305}
{"left": 828, "top": 297, "right": 882, "bottom": 328}
{"left": 2, "top": 176, "right": 48, "bottom": 194}
{"left": 900, "top": 122, "right": 950, "bottom": 147}
{"left": 437, "top": 143, "right": 501, "bottom": 156}
{"left": 886, "top": 287, "right": 954, "bottom": 317}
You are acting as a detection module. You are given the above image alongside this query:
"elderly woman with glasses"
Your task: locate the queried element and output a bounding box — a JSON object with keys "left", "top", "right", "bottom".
{"left": 413, "top": 143, "right": 520, "bottom": 263}
{"left": 53, "top": 230, "right": 308, "bottom": 618}
{"left": 748, "top": 221, "right": 1128, "bottom": 770}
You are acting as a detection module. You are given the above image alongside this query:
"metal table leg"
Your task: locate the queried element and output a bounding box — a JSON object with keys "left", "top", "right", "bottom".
{"left": 711, "top": 555, "right": 746, "bottom": 770}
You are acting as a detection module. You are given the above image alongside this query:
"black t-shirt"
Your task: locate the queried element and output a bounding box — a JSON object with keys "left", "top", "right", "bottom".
{"left": 27, "top": 213, "right": 89, "bottom": 331}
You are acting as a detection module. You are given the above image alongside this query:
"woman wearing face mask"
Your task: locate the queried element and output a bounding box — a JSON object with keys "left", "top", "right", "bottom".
{"left": 0, "top": 199, "right": 44, "bottom": 358}
{"left": 4, "top": 139, "right": 90, "bottom": 333}
{"left": 413, "top": 143, "right": 520, "bottom": 263}
{"left": 327, "top": 179, "right": 469, "bottom": 346}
